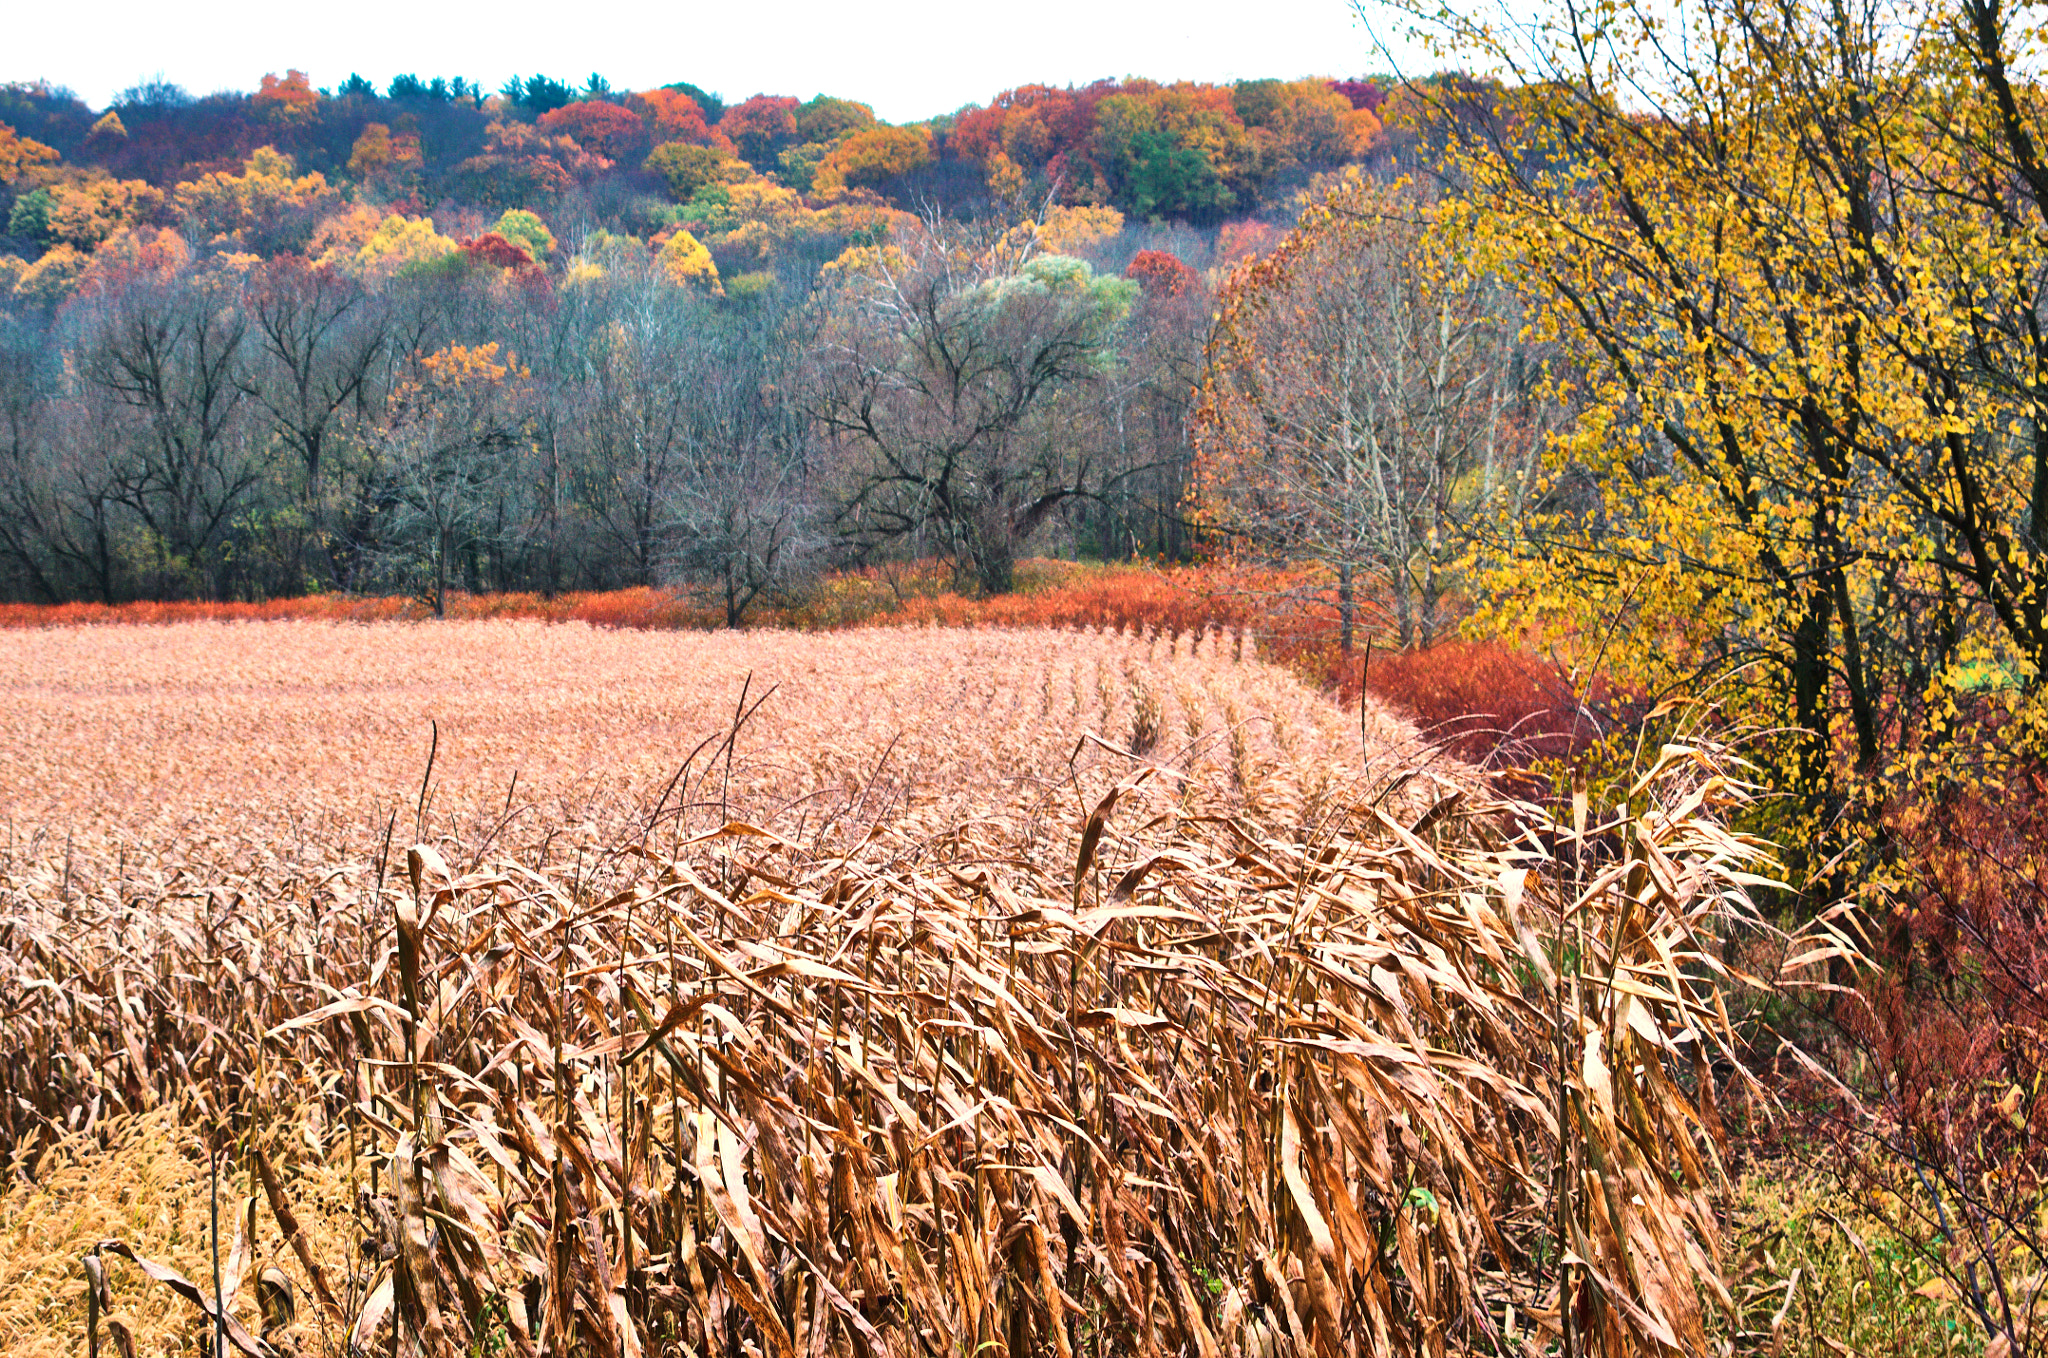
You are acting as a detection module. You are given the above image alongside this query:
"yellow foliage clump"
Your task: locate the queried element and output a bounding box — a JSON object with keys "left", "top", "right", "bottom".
{"left": 40, "top": 174, "right": 164, "bottom": 251}
{"left": 172, "top": 147, "right": 338, "bottom": 248}
{"left": 810, "top": 124, "right": 932, "bottom": 197}
{"left": 657, "top": 228, "right": 721, "bottom": 293}
{"left": 1004, "top": 203, "right": 1124, "bottom": 258}
{"left": 347, "top": 122, "right": 423, "bottom": 179}
{"left": 10, "top": 244, "right": 85, "bottom": 306}
{"left": 821, "top": 240, "right": 908, "bottom": 279}
{"left": 561, "top": 256, "right": 606, "bottom": 288}
{"left": 350, "top": 213, "right": 459, "bottom": 283}
{"left": 419, "top": 340, "right": 514, "bottom": 387}
{"left": 305, "top": 203, "right": 384, "bottom": 268}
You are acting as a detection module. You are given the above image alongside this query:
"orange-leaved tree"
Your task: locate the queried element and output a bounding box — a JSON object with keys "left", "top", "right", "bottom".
{"left": 537, "top": 100, "right": 650, "bottom": 162}
{"left": 628, "top": 87, "right": 728, "bottom": 149}
{"left": 252, "top": 69, "right": 319, "bottom": 125}
{"left": 809, "top": 125, "right": 931, "bottom": 197}
{"left": 0, "top": 121, "right": 58, "bottom": 183}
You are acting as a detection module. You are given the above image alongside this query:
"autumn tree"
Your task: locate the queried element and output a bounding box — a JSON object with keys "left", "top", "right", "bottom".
{"left": 347, "top": 123, "right": 423, "bottom": 181}
{"left": 811, "top": 222, "right": 1135, "bottom": 593}
{"left": 251, "top": 70, "right": 319, "bottom": 125}
{"left": 645, "top": 141, "right": 734, "bottom": 200}
{"left": 1397, "top": 2, "right": 2048, "bottom": 1342}
{"left": 796, "top": 95, "right": 876, "bottom": 144}
{"left": 1409, "top": 0, "right": 2048, "bottom": 861}
{"left": 9, "top": 173, "right": 164, "bottom": 253}
{"left": 810, "top": 125, "right": 932, "bottom": 196}
{"left": 1017, "top": 203, "right": 1123, "bottom": 258}
{"left": 719, "top": 95, "right": 800, "bottom": 168}
{"left": 73, "top": 225, "right": 188, "bottom": 297}
{"left": 657, "top": 229, "right": 721, "bottom": 291}
{"left": 629, "top": 88, "right": 724, "bottom": 147}
{"left": 84, "top": 110, "right": 127, "bottom": 146}
{"left": 1232, "top": 78, "right": 1384, "bottom": 178}
{"left": 663, "top": 82, "right": 724, "bottom": 123}
{"left": 537, "top": 100, "right": 650, "bottom": 161}
{"left": 445, "top": 120, "right": 604, "bottom": 208}
{"left": 1124, "top": 248, "right": 1196, "bottom": 296}
{"left": 951, "top": 82, "right": 1124, "bottom": 184}
{"left": 1328, "top": 77, "right": 1388, "bottom": 112}
{"left": 173, "top": 147, "right": 339, "bottom": 255}
{"left": 0, "top": 121, "right": 58, "bottom": 183}
{"left": 1197, "top": 175, "right": 1525, "bottom": 649}
{"left": 489, "top": 209, "right": 553, "bottom": 261}
{"left": 9, "top": 245, "right": 87, "bottom": 307}
{"left": 349, "top": 213, "right": 459, "bottom": 284}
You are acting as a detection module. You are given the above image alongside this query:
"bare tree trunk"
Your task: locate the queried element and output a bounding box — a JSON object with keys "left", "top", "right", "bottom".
{"left": 1338, "top": 559, "right": 1356, "bottom": 653}
{"left": 434, "top": 526, "right": 448, "bottom": 619}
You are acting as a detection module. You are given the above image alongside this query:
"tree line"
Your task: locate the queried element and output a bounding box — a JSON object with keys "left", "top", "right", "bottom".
{"left": 0, "top": 60, "right": 1540, "bottom": 624}
{"left": 0, "top": 205, "right": 1234, "bottom": 617}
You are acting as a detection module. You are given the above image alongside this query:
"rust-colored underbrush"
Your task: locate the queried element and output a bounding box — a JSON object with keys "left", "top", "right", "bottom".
{"left": 1772, "top": 775, "right": 2048, "bottom": 1352}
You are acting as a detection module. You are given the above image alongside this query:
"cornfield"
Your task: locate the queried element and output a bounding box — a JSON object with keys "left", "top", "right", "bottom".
{"left": 0, "top": 621, "right": 1848, "bottom": 1356}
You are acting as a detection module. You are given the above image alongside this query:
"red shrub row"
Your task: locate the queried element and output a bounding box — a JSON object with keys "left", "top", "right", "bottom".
{"left": 1360, "top": 638, "right": 1637, "bottom": 771}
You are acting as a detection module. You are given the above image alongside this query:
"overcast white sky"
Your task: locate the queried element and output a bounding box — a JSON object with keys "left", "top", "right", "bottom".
{"left": 11, "top": 0, "right": 1440, "bottom": 123}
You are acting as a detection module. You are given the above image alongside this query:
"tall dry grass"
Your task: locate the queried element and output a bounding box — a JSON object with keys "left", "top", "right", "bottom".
{"left": 0, "top": 623, "right": 1847, "bottom": 1357}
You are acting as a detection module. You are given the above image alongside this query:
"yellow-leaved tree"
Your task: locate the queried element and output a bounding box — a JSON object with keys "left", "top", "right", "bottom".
{"left": 350, "top": 214, "right": 459, "bottom": 284}
{"left": 657, "top": 229, "right": 721, "bottom": 293}
{"left": 810, "top": 125, "right": 932, "bottom": 197}
{"left": 173, "top": 147, "right": 339, "bottom": 254}
{"left": 0, "top": 121, "right": 58, "bottom": 183}
{"left": 1394, "top": 6, "right": 2048, "bottom": 1344}
{"left": 1405, "top": 0, "right": 2048, "bottom": 882}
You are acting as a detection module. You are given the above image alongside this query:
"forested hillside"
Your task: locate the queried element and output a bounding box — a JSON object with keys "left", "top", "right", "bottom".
{"left": 0, "top": 70, "right": 1496, "bottom": 612}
